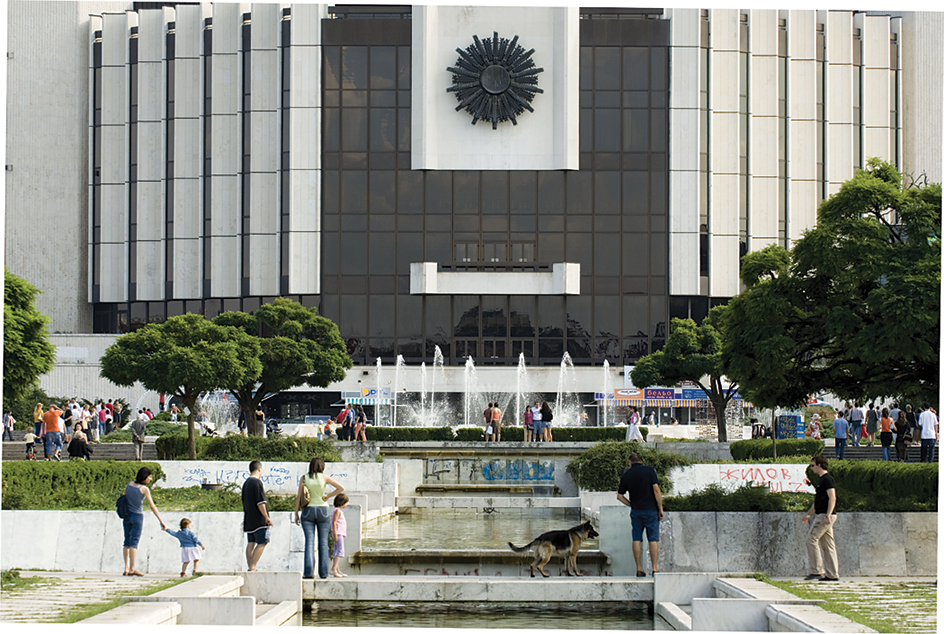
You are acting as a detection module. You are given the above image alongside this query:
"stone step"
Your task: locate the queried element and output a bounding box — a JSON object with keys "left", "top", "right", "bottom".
{"left": 2, "top": 438, "right": 160, "bottom": 461}
{"left": 78, "top": 600, "right": 181, "bottom": 625}
{"left": 839, "top": 445, "right": 937, "bottom": 461}
{"left": 255, "top": 601, "right": 300, "bottom": 627}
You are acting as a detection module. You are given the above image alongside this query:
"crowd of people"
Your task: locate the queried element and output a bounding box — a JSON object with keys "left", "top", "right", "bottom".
{"left": 832, "top": 400, "right": 938, "bottom": 462}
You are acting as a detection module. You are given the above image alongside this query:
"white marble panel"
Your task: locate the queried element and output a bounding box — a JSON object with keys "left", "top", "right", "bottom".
{"left": 710, "top": 50, "right": 739, "bottom": 114}
{"left": 863, "top": 15, "right": 890, "bottom": 69}
{"left": 827, "top": 123, "right": 854, "bottom": 184}
{"left": 99, "top": 243, "right": 129, "bottom": 302}
{"left": 100, "top": 125, "right": 128, "bottom": 184}
{"left": 251, "top": 49, "right": 280, "bottom": 112}
{"left": 173, "top": 177, "right": 201, "bottom": 238}
{"left": 827, "top": 62, "right": 853, "bottom": 124}
{"left": 250, "top": 172, "right": 279, "bottom": 234}
{"left": 750, "top": 116, "right": 778, "bottom": 176}
{"left": 787, "top": 10, "right": 815, "bottom": 61}
{"left": 240, "top": 571, "right": 303, "bottom": 607}
{"left": 750, "top": 10, "right": 778, "bottom": 57}
{"left": 863, "top": 67, "right": 890, "bottom": 128}
{"left": 669, "top": 107, "right": 699, "bottom": 173}
{"left": 287, "top": 236, "right": 319, "bottom": 295}
{"left": 709, "top": 111, "right": 739, "bottom": 175}
{"left": 211, "top": 54, "right": 240, "bottom": 115}
{"left": 666, "top": 8, "right": 699, "bottom": 46}
{"left": 290, "top": 45, "right": 321, "bottom": 110}
{"left": 175, "top": 57, "right": 202, "bottom": 119}
{"left": 210, "top": 235, "right": 240, "bottom": 297}
{"left": 101, "top": 65, "right": 128, "bottom": 126}
{"left": 664, "top": 512, "right": 720, "bottom": 572}
{"left": 210, "top": 2, "right": 244, "bottom": 54}
{"left": 826, "top": 11, "right": 852, "bottom": 65}
{"left": 709, "top": 9, "right": 739, "bottom": 51}
{"left": 175, "top": 4, "right": 202, "bottom": 59}
{"left": 289, "top": 4, "right": 326, "bottom": 47}
{"left": 173, "top": 239, "right": 202, "bottom": 299}
{"left": 136, "top": 240, "right": 164, "bottom": 301}
{"left": 289, "top": 169, "right": 320, "bottom": 232}
{"left": 789, "top": 59, "right": 816, "bottom": 122}
{"left": 669, "top": 170, "right": 699, "bottom": 233}
{"left": 101, "top": 513, "right": 128, "bottom": 574}
{"left": 692, "top": 598, "right": 770, "bottom": 631}
{"left": 709, "top": 234, "right": 741, "bottom": 298}
{"left": 102, "top": 12, "right": 129, "bottom": 67}
{"left": 249, "top": 233, "right": 279, "bottom": 295}
{"left": 211, "top": 114, "right": 240, "bottom": 175}
{"left": 864, "top": 126, "right": 891, "bottom": 163}
{"left": 903, "top": 512, "right": 939, "bottom": 576}
{"left": 653, "top": 572, "right": 718, "bottom": 605}
{"left": 669, "top": 232, "right": 699, "bottom": 296}
{"left": 251, "top": 3, "right": 280, "bottom": 50}
{"left": 788, "top": 179, "right": 818, "bottom": 240}
{"left": 211, "top": 175, "right": 240, "bottom": 234}
{"left": 750, "top": 56, "right": 778, "bottom": 118}
{"left": 750, "top": 178, "right": 779, "bottom": 241}
{"left": 137, "top": 10, "right": 165, "bottom": 61}
{"left": 251, "top": 111, "right": 279, "bottom": 172}
{"left": 789, "top": 119, "right": 817, "bottom": 181}
{"left": 709, "top": 174, "right": 739, "bottom": 234}
{"left": 100, "top": 184, "right": 129, "bottom": 243}
{"left": 670, "top": 46, "right": 699, "bottom": 110}
{"left": 487, "top": 580, "right": 546, "bottom": 601}
{"left": 174, "top": 117, "right": 202, "bottom": 179}
{"left": 137, "top": 62, "right": 164, "bottom": 123}
{"left": 59, "top": 511, "right": 104, "bottom": 571}
{"left": 14, "top": 512, "right": 62, "bottom": 571}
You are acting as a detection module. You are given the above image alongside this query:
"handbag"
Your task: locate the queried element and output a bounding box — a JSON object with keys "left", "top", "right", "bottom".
{"left": 116, "top": 493, "right": 130, "bottom": 519}
{"left": 300, "top": 475, "right": 311, "bottom": 506}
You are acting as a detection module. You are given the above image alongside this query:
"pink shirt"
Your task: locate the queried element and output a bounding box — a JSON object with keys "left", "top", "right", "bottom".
{"left": 332, "top": 508, "right": 347, "bottom": 538}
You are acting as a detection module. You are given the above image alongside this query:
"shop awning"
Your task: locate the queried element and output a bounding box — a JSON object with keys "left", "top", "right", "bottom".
{"left": 345, "top": 397, "right": 391, "bottom": 405}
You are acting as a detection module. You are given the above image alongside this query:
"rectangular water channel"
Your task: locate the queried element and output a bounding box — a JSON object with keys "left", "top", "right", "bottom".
{"left": 303, "top": 602, "right": 671, "bottom": 629}
{"left": 362, "top": 508, "right": 596, "bottom": 551}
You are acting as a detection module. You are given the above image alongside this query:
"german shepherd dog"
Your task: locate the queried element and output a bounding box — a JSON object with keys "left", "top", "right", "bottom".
{"left": 508, "top": 521, "right": 599, "bottom": 578}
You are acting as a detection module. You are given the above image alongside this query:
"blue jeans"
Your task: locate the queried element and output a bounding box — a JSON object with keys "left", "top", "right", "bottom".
{"left": 123, "top": 513, "right": 144, "bottom": 548}
{"left": 2, "top": 427, "right": 13, "bottom": 441}
{"left": 301, "top": 506, "right": 331, "bottom": 579}
{"left": 851, "top": 423, "right": 862, "bottom": 446}
{"left": 920, "top": 438, "right": 936, "bottom": 462}
{"left": 834, "top": 438, "right": 846, "bottom": 460}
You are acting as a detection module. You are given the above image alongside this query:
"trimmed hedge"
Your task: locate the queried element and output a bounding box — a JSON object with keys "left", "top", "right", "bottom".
{"left": 666, "top": 483, "right": 813, "bottom": 512}
{"left": 730, "top": 438, "right": 825, "bottom": 460}
{"left": 101, "top": 420, "right": 187, "bottom": 443}
{"left": 1, "top": 460, "right": 165, "bottom": 510}
{"left": 365, "top": 426, "right": 456, "bottom": 441}
{"left": 566, "top": 441, "right": 692, "bottom": 494}
{"left": 154, "top": 433, "right": 342, "bottom": 462}
{"left": 807, "top": 459, "right": 938, "bottom": 512}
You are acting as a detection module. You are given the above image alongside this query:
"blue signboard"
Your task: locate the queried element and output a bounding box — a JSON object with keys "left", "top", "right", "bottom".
{"left": 645, "top": 388, "right": 676, "bottom": 400}
{"left": 777, "top": 414, "right": 805, "bottom": 439}
{"left": 682, "top": 389, "right": 708, "bottom": 400}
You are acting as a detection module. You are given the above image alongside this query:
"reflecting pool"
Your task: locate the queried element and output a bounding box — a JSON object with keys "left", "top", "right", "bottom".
{"left": 303, "top": 601, "right": 671, "bottom": 629}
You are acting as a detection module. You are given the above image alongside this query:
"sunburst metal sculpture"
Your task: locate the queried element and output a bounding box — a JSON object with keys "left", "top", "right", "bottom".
{"left": 447, "top": 32, "right": 544, "bottom": 129}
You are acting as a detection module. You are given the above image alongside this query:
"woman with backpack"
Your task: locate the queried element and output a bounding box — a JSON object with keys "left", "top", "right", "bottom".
{"left": 121, "top": 466, "right": 167, "bottom": 576}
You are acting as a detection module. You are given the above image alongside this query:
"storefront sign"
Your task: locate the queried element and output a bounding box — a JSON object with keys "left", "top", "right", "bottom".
{"left": 614, "top": 388, "right": 643, "bottom": 398}
{"left": 644, "top": 388, "right": 676, "bottom": 400}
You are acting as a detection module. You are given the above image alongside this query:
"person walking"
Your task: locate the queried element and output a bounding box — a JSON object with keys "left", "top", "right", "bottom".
{"left": 41, "top": 404, "right": 64, "bottom": 461}
{"left": 132, "top": 413, "right": 147, "bottom": 461}
{"left": 865, "top": 403, "right": 878, "bottom": 447}
{"left": 879, "top": 408, "right": 894, "bottom": 461}
{"left": 626, "top": 407, "right": 644, "bottom": 442}
{"left": 807, "top": 414, "right": 823, "bottom": 441}
{"left": 330, "top": 494, "right": 350, "bottom": 578}
{"left": 2, "top": 410, "right": 15, "bottom": 441}
{"left": 616, "top": 453, "right": 664, "bottom": 577}
{"left": 531, "top": 402, "right": 543, "bottom": 443}
{"left": 483, "top": 403, "right": 494, "bottom": 441}
{"left": 918, "top": 403, "right": 938, "bottom": 463}
{"left": 164, "top": 518, "right": 205, "bottom": 577}
{"left": 242, "top": 460, "right": 274, "bottom": 571}
{"left": 832, "top": 412, "right": 850, "bottom": 460}
{"left": 848, "top": 402, "right": 864, "bottom": 447}
{"left": 354, "top": 405, "right": 368, "bottom": 441}
{"left": 802, "top": 455, "right": 839, "bottom": 582}
{"left": 294, "top": 456, "right": 344, "bottom": 579}
{"left": 32, "top": 402, "right": 44, "bottom": 437}
{"left": 523, "top": 406, "right": 534, "bottom": 442}
{"left": 122, "top": 466, "right": 167, "bottom": 576}
{"left": 491, "top": 403, "right": 503, "bottom": 442}
{"left": 894, "top": 410, "right": 911, "bottom": 462}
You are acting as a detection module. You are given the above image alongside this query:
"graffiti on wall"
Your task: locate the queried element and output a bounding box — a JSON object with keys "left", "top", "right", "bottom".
{"left": 481, "top": 459, "right": 555, "bottom": 482}
{"left": 719, "top": 466, "right": 814, "bottom": 493}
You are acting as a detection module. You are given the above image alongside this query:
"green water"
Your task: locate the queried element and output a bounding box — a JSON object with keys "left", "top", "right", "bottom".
{"left": 303, "top": 601, "right": 669, "bottom": 629}
{"left": 362, "top": 508, "right": 597, "bottom": 551}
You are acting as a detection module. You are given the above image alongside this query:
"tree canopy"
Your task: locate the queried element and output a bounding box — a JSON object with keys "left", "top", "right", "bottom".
{"left": 100, "top": 313, "right": 262, "bottom": 458}
{"left": 630, "top": 308, "right": 737, "bottom": 441}
{"left": 722, "top": 158, "right": 941, "bottom": 408}
{"left": 3, "top": 269, "right": 56, "bottom": 406}
{"left": 213, "top": 297, "right": 351, "bottom": 435}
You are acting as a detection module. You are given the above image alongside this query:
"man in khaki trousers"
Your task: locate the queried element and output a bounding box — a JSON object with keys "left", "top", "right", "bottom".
{"left": 802, "top": 454, "right": 839, "bottom": 581}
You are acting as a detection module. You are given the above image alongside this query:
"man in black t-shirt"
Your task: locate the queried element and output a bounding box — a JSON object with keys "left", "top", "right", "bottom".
{"left": 242, "top": 460, "right": 273, "bottom": 571}
{"left": 616, "top": 453, "right": 664, "bottom": 576}
{"left": 802, "top": 454, "right": 839, "bottom": 581}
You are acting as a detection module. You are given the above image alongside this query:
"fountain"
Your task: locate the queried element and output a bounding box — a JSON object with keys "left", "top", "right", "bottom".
{"left": 394, "top": 355, "right": 405, "bottom": 428}
{"left": 463, "top": 357, "right": 477, "bottom": 427}
{"left": 553, "top": 352, "right": 581, "bottom": 426}
{"left": 431, "top": 346, "right": 445, "bottom": 417}
{"left": 602, "top": 359, "right": 612, "bottom": 427}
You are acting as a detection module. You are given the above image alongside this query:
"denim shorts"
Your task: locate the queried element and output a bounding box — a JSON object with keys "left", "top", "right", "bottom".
{"left": 630, "top": 509, "right": 660, "bottom": 542}
{"left": 123, "top": 513, "right": 144, "bottom": 548}
{"left": 246, "top": 526, "right": 271, "bottom": 544}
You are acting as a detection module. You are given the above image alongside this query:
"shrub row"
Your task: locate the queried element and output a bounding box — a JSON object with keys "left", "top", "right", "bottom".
{"left": 730, "top": 438, "right": 826, "bottom": 460}
{"left": 808, "top": 460, "right": 938, "bottom": 512}
{"left": 101, "top": 420, "right": 187, "bottom": 443}
{"left": 154, "top": 433, "right": 342, "bottom": 462}
{"left": 566, "top": 441, "right": 691, "bottom": 494}
{"left": 366, "top": 425, "right": 646, "bottom": 443}
{"left": 1, "top": 460, "right": 165, "bottom": 510}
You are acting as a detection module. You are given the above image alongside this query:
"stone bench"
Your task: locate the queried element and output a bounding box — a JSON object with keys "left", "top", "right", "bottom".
{"left": 78, "top": 600, "right": 181, "bottom": 625}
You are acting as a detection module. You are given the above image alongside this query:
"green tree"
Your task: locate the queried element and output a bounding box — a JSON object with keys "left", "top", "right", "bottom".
{"left": 100, "top": 314, "right": 262, "bottom": 459}
{"left": 214, "top": 297, "right": 351, "bottom": 436}
{"left": 630, "top": 308, "right": 738, "bottom": 442}
{"left": 722, "top": 158, "right": 941, "bottom": 409}
{"left": 3, "top": 269, "right": 56, "bottom": 406}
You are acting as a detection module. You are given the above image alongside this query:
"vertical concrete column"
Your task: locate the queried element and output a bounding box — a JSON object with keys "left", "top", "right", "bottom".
{"left": 890, "top": 17, "right": 903, "bottom": 173}
{"left": 248, "top": 2, "right": 281, "bottom": 296}
{"left": 824, "top": 11, "right": 854, "bottom": 196}
{"left": 209, "top": 3, "right": 246, "bottom": 297}
{"left": 665, "top": 9, "right": 700, "bottom": 296}
{"left": 99, "top": 12, "right": 131, "bottom": 303}
{"left": 135, "top": 9, "right": 167, "bottom": 300}
{"left": 287, "top": 3, "right": 327, "bottom": 295}
{"left": 859, "top": 14, "right": 892, "bottom": 164}
{"left": 748, "top": 9, "right": 779, "bottom": 249}
{"left": 707, "top": 9, "right": 740, "bottom": 298}
{"left": 786, "top": 10, "right": 818, "bottom": 240}
{"left": 172, "top": 4, "right": 204, "bottom": 299}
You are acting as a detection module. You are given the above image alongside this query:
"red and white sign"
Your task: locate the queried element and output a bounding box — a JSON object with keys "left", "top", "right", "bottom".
{"left": 614, "top": 388, "right": 643, "bottom": 398}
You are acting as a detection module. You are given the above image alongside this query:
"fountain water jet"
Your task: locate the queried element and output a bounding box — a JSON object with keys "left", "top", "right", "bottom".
{"left": 394, "top": 355, "right": 405, "bottom": 427}
{"left": 602, "top": 359, "right": 612, "bottom": 427}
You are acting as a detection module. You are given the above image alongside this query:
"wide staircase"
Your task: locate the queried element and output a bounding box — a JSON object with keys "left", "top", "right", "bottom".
{"left": 840, "top": 443, "right": 938, "bottom": 462}
{"left": 2, "top": 429, "right": 160, "bottom": 461}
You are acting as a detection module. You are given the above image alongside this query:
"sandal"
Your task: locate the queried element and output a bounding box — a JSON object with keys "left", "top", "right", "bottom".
{"left": 636, "top": 571, "right": 646, "bottom": 577}
{"left": 130, "top": 570, "right": 144, "bottom": 577}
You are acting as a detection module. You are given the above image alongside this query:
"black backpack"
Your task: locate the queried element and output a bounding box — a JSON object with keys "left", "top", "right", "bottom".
{"left": 116, "top": 493, "right": 130, "bottom": 519}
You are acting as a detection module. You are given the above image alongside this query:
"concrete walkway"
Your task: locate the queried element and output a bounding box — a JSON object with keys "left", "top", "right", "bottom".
{"left": 0, "top": 570, "right": 178, "bottom": 624}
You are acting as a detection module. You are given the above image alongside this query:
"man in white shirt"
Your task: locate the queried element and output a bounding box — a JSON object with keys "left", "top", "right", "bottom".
{"left": 918, "top": 402, "right": 938, "bottom": 463}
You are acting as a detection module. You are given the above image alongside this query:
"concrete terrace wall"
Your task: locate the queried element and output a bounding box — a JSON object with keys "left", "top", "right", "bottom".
{"left": 600, "top": 507, "right": 937, "bottom": 578}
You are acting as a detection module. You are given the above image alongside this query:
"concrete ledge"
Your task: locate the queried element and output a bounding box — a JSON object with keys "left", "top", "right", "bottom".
{"left": 131, "top": 596, "right": 256, "bottom": 625}
{"left": 254, "top": 601, "right": 299, "bottom": 627}
{"left": 766, "top": 604, "right": 878, "bottom": 633}
{"left": 397, "top": 496, "right": 580, "bottom": 509}
{"left": 147, "top": 574, "right": 244, "bottom": 598}
{"left": 349, "top": 549, "right": 608, "bottom": 577}
{"left": 239, "top": 571, "right": 302, "bottom": 608}
{"left": 78, "top": 600, "right": 181, "bottom": 624}
{"left": 692, "top": 598, "right": 771, "bottom": 631}
{"left": 303, "top": 576, "right": 653, "bottom": 602}
{"left": 714, "top": 577, "right": 824, "bottom": 604}
{"left": 416, "top": 484, "right": 561, "bottom": 496}
{"left": 656, "top": 601, "right": 692, "bottom": 631}
{"left": 653, "top": 572, "right": 719, "bottom": 605}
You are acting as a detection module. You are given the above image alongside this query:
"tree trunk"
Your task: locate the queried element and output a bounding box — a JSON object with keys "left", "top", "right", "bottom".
{"left": 247, "top": 409, "right": 261, "bottom": 437}
{"left": 771, "top": 409, "right": 778, "bottom": 460}
{"left": 183, "top": 395, "right": 198, "bottom": 460}
{"left": 712, "top": 396, "right": 728, "bottom": 443}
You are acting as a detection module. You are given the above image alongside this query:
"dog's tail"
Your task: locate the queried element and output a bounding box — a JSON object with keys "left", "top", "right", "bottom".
{"left": 508, "top": 539, "right": 539, "bottom": 553}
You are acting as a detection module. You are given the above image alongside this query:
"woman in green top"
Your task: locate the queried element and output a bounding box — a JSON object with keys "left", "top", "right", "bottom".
{"left": 294, "top": 457, "right": 344, "bottom": 579}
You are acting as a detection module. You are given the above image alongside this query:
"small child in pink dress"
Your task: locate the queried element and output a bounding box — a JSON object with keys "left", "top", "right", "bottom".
{"left": 330, "top": 494, "right": 349, "bottom": 578}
